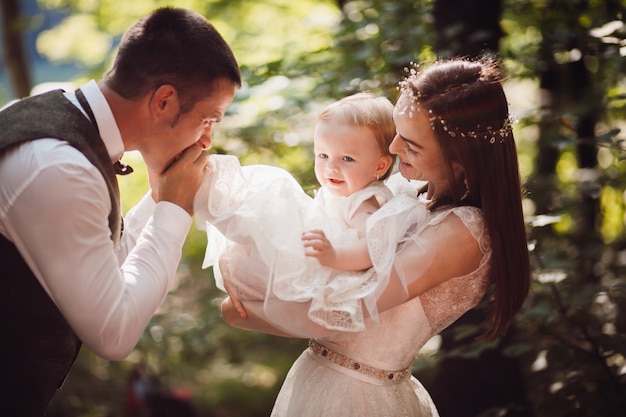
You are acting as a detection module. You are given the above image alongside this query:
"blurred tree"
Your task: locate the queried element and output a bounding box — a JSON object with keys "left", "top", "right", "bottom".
{"left": 433, "top": 0, "right": 503, "bottom": 57}
{"left": 511, "top": 1, "right": 626, "bottom": 415}
{"left": 0, "top": 0, "right": 32, "bottom": 98}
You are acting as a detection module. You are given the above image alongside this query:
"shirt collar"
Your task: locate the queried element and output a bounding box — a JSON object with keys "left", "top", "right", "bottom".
{"left": 64, "top": 80, "right": 124, "bottom": 164}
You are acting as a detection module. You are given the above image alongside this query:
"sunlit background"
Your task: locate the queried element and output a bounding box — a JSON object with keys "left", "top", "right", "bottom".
{"left": 1, "top": 0, "right": 625, "bottom": 416}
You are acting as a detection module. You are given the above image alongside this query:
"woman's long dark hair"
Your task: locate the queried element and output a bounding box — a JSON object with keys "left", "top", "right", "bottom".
{"left": 402, "top": 57, "right": 530, "bottom": 338}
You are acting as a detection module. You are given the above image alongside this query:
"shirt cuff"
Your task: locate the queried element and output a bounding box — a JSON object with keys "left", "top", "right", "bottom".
{"left": 152, "top": 201, "right": 192, "bottom": 245}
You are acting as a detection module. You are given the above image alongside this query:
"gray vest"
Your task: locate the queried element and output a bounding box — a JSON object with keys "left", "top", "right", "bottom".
{"left": 0, "top": 89, "right": 121, "bottom": 416}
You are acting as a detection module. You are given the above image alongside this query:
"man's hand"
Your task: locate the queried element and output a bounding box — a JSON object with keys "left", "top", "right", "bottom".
{"left": 155, "top": 143, "right": 208, "bottom": 216}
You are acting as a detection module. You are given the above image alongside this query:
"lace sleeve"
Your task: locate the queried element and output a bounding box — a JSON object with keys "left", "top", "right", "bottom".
{"left": 418, "top": 207, "right": 491, "bottom": 333}
{"left": 363, "top": 205, "right": 490, "bottom": 321}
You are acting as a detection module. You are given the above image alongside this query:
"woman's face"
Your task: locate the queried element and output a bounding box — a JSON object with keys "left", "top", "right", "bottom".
{"left": 390, "top": 95, "right": 451, "bottom": 198}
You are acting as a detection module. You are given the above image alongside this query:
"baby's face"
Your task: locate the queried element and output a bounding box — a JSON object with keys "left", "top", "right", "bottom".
{"left": 313, "top": 119, "right": 386, "bottom": 197}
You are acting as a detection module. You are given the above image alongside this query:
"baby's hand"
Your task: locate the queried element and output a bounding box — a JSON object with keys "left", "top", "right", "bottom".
{"left": 302, "top": 229, "right": 337, "bottom": 268}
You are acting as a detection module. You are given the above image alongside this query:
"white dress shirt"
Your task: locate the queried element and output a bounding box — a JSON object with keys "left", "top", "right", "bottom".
{"left": 0, "top": 80, "right": 192, "bottom": 360}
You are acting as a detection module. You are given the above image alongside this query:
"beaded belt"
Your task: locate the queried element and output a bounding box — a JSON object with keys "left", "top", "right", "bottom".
{"left": 308, "top": 339, "right": 412, "bottom": 383}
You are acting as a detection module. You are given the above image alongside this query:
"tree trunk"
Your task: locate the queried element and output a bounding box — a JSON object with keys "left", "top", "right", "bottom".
{"left": 528, "top": 40, "right": 562, "bottom": 215}
{"left": 432, "top": 0, "right": 503, "bottom": 58}
{"left": 1, "top": 0, "right": 31, "bottom": 99}
{"left": 570, "top": 57, "right": 602, "bottom": 283}
{"left": 528, "top": 1, "right": 602, "bottom": 280}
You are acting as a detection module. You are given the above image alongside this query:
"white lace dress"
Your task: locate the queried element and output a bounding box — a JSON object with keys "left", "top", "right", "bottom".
{"left": 268, "top": 201, "right": 492, "bottom": 417}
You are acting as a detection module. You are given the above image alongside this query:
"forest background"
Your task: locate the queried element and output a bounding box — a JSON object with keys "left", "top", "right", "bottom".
{"left": 1, "top": 0, "right": 625, "bottom": 416}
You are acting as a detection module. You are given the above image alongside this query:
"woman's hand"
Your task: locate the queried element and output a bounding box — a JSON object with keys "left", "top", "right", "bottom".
{"left": 218, "top": 253, "right": 248, "bottom": 318}
{"left": 221, "top": 296, "right": 243, "bottom": 322}
{"left": 220, "top": 298, "right": 296, "bottom": 337}
{"left": 222, "top": 279, "right": 247, "bottom": 319}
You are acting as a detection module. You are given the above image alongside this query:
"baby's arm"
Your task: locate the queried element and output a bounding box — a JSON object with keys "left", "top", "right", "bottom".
{"left": 303, "top": 230, "right": 371, "bottom": 271}
{"left": 302, "top": 196, "right": 380, "bottom": 271}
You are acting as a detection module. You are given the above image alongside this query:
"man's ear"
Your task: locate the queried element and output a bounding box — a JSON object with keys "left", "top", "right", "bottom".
{"left": 149, "top": 85, "right": 179, "bottom": 122}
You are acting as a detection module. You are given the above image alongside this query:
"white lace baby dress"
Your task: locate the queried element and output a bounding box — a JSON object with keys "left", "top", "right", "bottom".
{"left": 195, "top": 154, "right": 398, "bottom": 330}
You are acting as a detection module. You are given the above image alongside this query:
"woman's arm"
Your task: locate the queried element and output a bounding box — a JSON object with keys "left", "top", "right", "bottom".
{"left": 221, "top": 298, "right": 294, "bottom": 337}
{"left": 224, "top": 211, "right": 483, "bottom": 337}
{"left": 221, "top": 297, "right": 338, "bottom": 338}
{"left": 374, "top": 213, "right": 482, "bottom": 312}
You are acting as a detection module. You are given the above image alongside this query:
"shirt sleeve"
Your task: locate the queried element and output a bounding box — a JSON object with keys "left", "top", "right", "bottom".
{"left": 117, "top": 191, "right": 157, "bottom": 263}
{"left": 1, "top": 145, "right": 191, "bottom": 360}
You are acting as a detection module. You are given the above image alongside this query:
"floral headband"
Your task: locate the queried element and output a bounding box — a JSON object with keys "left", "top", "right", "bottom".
{"left": 429, "top": 109, "right": 516, "bottom": 144}
{"left": 397, "top": 66, "right": 516, "bottom": 144}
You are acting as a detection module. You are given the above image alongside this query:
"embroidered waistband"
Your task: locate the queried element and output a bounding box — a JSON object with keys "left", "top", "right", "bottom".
{"left": 308, "top": 339, "right": 411, "bottom": 383}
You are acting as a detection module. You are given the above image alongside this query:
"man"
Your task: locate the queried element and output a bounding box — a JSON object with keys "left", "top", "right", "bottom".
{"left": 0, "top": 7, "right": 241, "bottom": 416}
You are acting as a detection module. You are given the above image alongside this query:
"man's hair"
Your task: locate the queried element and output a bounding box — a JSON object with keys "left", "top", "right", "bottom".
{"left": 103, "top": 7, "right": 241, "bottom": 114}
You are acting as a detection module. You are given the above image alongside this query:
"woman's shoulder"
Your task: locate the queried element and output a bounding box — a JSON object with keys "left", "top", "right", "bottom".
{"left": 427, "top": 205, "right": 490, "bottom": 255}
{"left": 427, "top": 204, "right": 483, "bottom": 229}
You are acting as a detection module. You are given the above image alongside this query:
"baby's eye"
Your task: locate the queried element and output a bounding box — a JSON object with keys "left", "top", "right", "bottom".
{"left": 342, "top": 156, "right": 355, "bottom": 162}
{"left": 317, "top": 153, "right": 329, "bottom": 159}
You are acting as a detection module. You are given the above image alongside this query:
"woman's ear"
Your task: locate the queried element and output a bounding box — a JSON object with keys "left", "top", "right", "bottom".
{"left": 149, "top": 85, "right": 180, "bottom": 122}
{"left": 451, "top": 162, "right": 465, "bottom": 182}
{"left": 452, "top": 162, "right": 469, "bottom": 200}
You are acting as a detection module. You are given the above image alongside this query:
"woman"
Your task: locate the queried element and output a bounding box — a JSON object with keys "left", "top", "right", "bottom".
{"left": 221, "top": 57, "right": 530, "bottom": 417}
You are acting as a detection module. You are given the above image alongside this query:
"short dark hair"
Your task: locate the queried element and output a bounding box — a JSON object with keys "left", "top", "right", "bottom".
{"left": 103, "top": 7, "right": 241, "bottom": 114}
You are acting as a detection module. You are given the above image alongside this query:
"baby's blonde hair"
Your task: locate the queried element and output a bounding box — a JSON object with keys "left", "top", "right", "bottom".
{"left": 316, "top": 93, "right": 396, "bottom": 180}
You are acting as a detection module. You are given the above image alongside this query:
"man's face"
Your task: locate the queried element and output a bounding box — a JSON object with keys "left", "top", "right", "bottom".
{"left": 153, "top": 78, "right": 236, "bottom": 172}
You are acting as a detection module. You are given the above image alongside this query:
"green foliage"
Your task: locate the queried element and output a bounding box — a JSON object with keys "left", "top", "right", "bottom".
{"left": 515, "top": 249, "right": 626, "bottom": 416}
{"left": 498, "top": 2, "right": 625, "bottom": 410}
{"left": 310, "top": 0, "right": 437, "bottom": 98}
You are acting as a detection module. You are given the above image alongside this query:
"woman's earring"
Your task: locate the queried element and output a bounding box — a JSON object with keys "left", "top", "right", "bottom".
{"left": 461, "top": 178, "right": 470, "bottom": 201}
